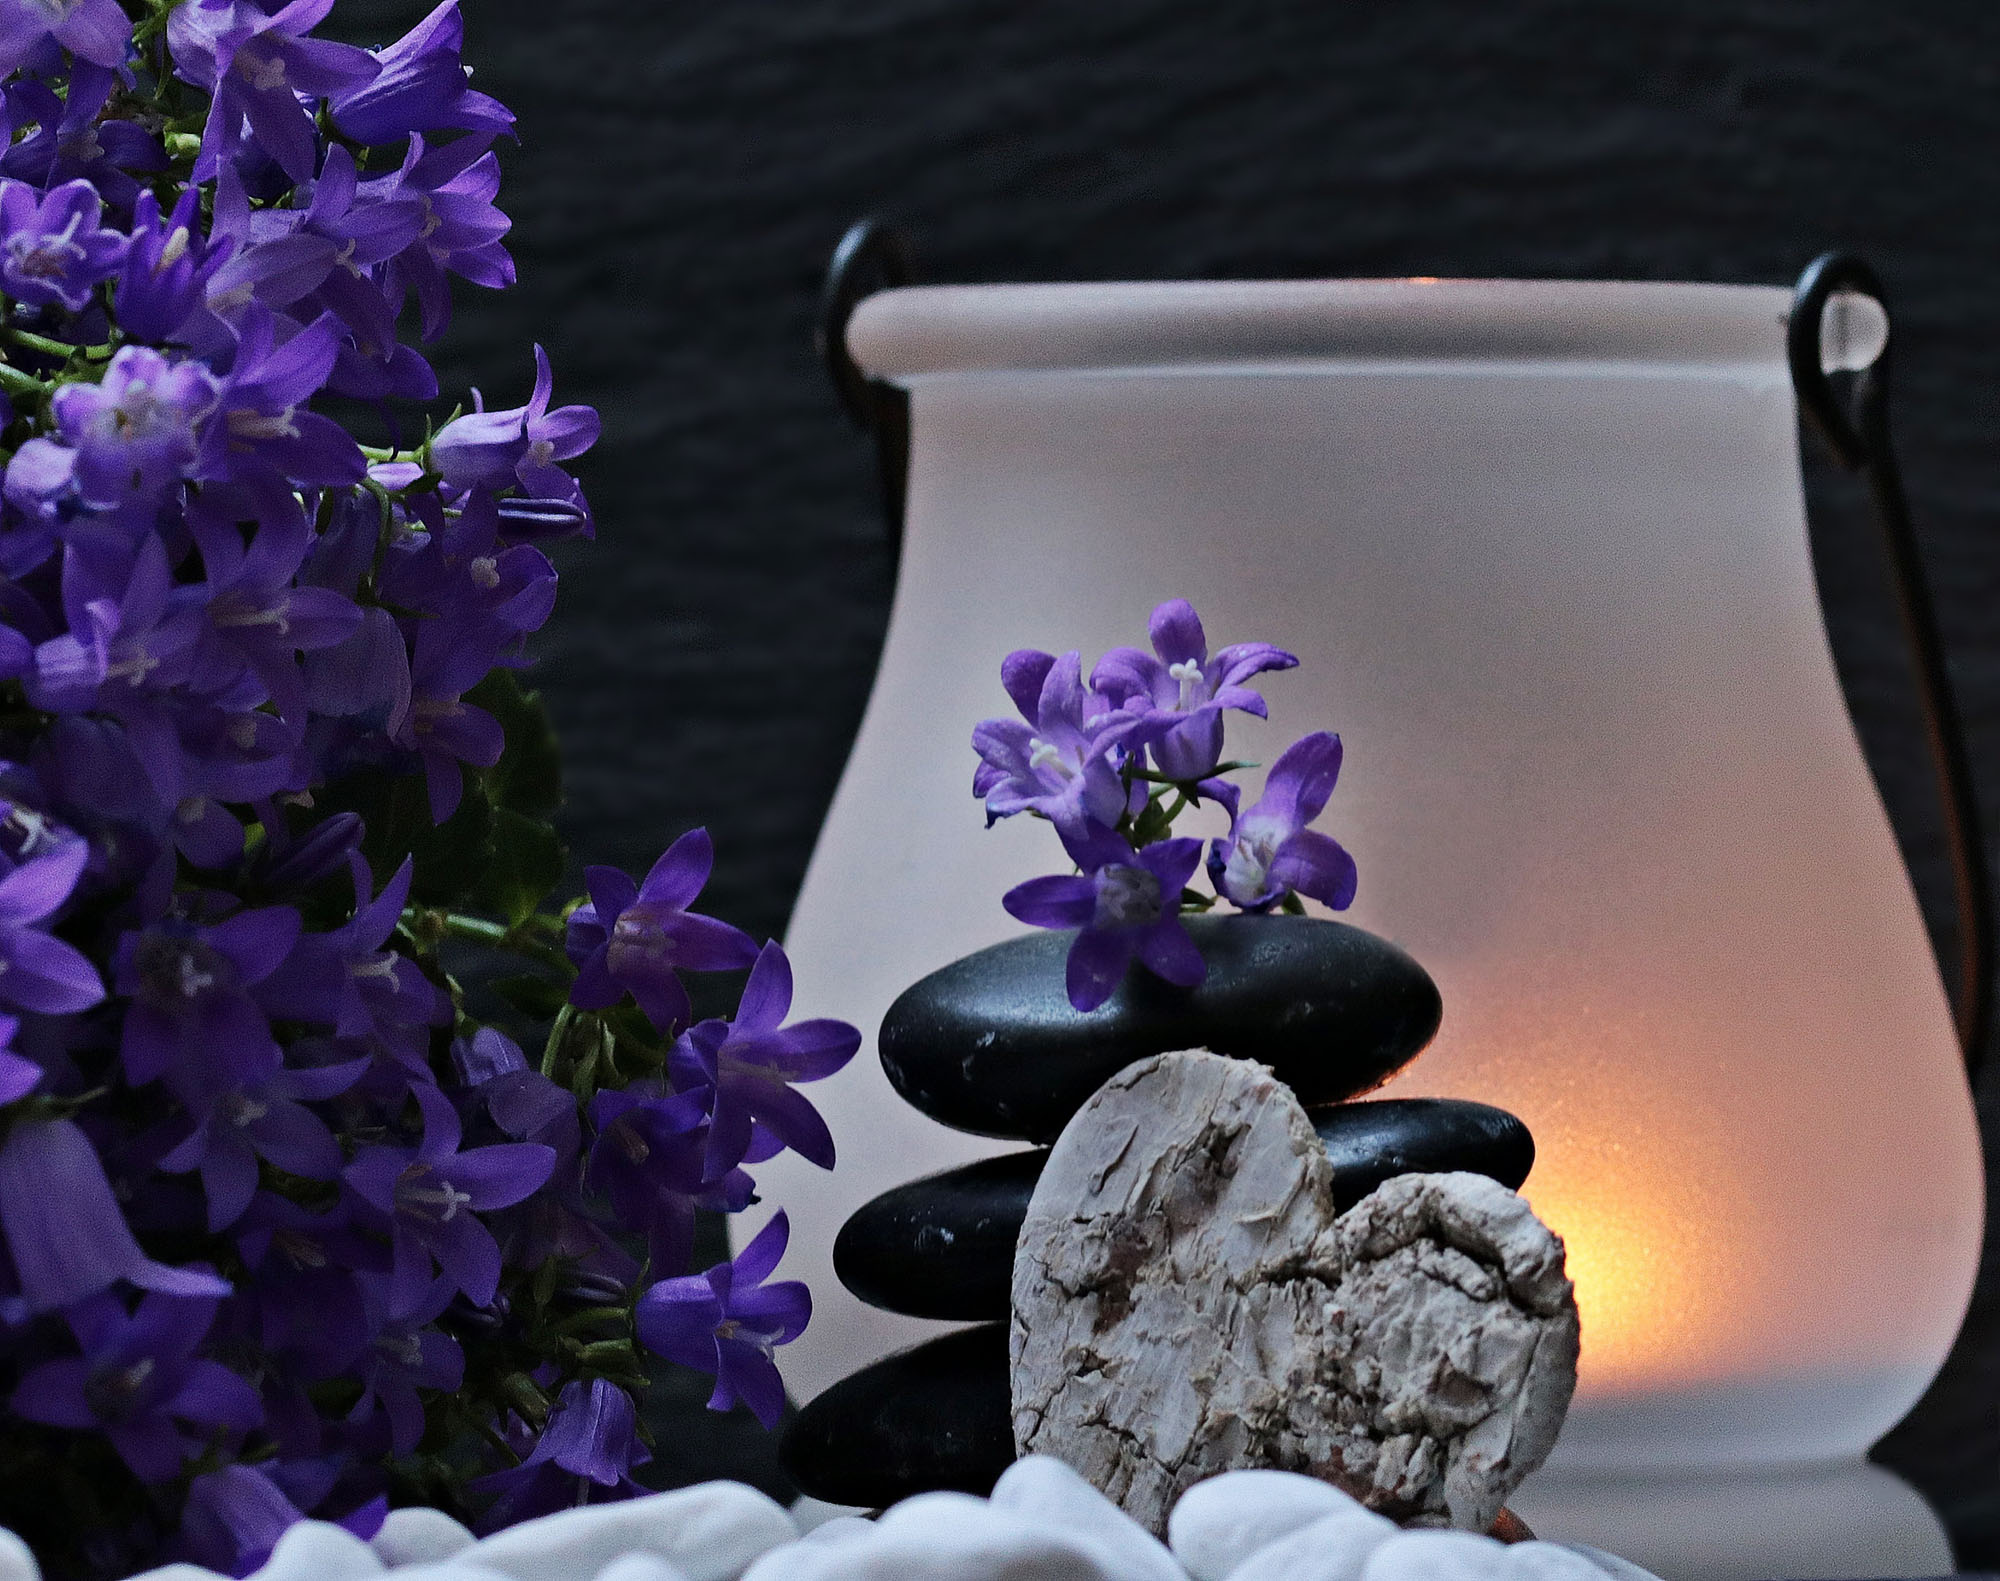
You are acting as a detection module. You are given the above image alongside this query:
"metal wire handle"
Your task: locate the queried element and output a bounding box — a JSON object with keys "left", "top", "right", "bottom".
{"left": 817, "top": 218, "right": 914, "bottom": 565}
{"left": 1789, "top": 252, "right": 1992, "bottom": 1076}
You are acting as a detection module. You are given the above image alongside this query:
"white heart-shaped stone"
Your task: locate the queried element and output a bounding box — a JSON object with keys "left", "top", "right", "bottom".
{"left": 1012, "top": 1051, "right": 1579, "bottom": 1536}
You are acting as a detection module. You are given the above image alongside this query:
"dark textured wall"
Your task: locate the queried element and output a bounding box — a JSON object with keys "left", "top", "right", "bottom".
{"left": 336, "top": 0, "right": 2000, "bottom": 1552}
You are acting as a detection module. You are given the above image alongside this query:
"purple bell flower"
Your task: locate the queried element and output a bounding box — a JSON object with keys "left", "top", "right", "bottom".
{"left": 11, "top": 1286, "right": 261, "bottom": 1483}
{"left": 0, "top": 840, "right": 104, "bottom": 1014}
{"left": 972, "top": 648, "right": 1136, "bottom": 836}
{"left": 1207, "top": 731, "right": 1359, "bottom": 913}
{"left": 348, "top": 1271, "right": 462, "bottom": 1457}
{"left": 343, "top": 1081, "right": 555, "bottom": 1308}
{"left": 467, "top": 1378, "right": 649, "bottom": 1532}
{"left": 179, "top": 1463, "right": 308, "bottom": 1577}
{"left": 328, "top": 1, "right": 514, "bottom": 147}
{"left": 0, "top": 176, "right": 129, "bottom": 311}
{"left": 158, "top": 1052, "right": 367, "bottom": 1231}
{"left": 193, "top": 308, "right": 365, "bottom": 490}
{"left": 667, "top": 941, "right": 859, "bottom": 1179}
{"left": 30, "top": 532, "right": 205, "bottom": 730}
{"left": 586, "top": 1085, "right": 751, "bottom": 1277}
{"left": 1003, "top": 824, "right": 1207, "bottom": 1012}
{"left": 50, "top": 346, "right": 218, "bottom": 509}
{"left": 0, "top": 1115, "right": 230, "bottom": 1313}
{"left": 258, "top": 855, "right": 451, "bottom": 1042}
{"left": 566, "top": 827, "right": 759, "bottom": 1033}
{"left": 1, "top": 65, "right": 167, "bottom": 216}
{"left": 116, "top": 189, "right": 235, "bottom": 346}
{"left": 114, "top": 906, "right": 302, "bottom": 1090}
{"left": 0, "top": 0, "right": 129, "bottom": 79}
{"left": 169, "top": 0, "right": 380, "bottom": 186}
{"left": 1093, "top": 598, "right": 1298, "bottom": 783}
{"left": 370, "top": 134, "right": 515, "bottom": 344}
{"left": 430, "top": 345, "right": 600, "bottom": 498}
{"left": 635, "top": 1211, "right": 809, "bottom": 1430}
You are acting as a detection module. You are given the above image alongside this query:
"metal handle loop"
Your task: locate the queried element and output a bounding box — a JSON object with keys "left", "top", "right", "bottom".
{"left": 817, "top": 218, "right": 915, "bottom": 562}
{"left": 1789, "top": 252, "right": 1992, "bottom": 1075}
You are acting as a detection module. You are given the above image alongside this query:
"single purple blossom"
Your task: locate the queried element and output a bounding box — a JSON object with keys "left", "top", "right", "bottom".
{"left": 343, "top": 1081, "right": 555, "bottom": 1308}
{"left": 468, "top": 1378, "right": 649, "bottom": 1532}
{"left": 328, "top": 0, "right": 514, "bottom": 146}
{"left": 565, "top": 827, "right": 759, "bottom": 1034}
{"left": 0, "top": 840, "right": 103, "bottom": 1013}
{"left": 635, "top": 1211, "right": 809, "bottom": 1429}
{"left": 347, "top": 1270, "right": 462, "bottom": 1456}
{"left": 170, "top": 0, "right": 380, "bottom": 186}
{"left": 12, "top": 1286, "right": 260, "bottom": 1482}
{"left": 1207, "top": 731, "right": 1359, "bottom": 912}
{"left": 0, "top": 1115, "right": 230, "bottom": 1313}
{"left": 115, "top": 189, "right": 236, "bottom": 346}
{"left": 586, "top": 1085, "right": 751, "bottom": 1277}
{"left": 0, "top": 176, "right": 128, "bottom": 310}
{"left": 0, "top": 0, "right": 129, "bottom": 78}
{"left": 234, "top": 1191, "right": 381, "bottom": 1379}
{"left": 1093, "top": 598, "right": 1298, "bottom": 782}
{"left": 430, "top": 345, "right": 600, "bottom": 497}
{"left": 159, "top": 1053, "right": 367, "bottom": 1231}
{"left": 1, "top": 65, "right": 167, "bottom": 215}
{"left": 30, "top": 531, "right": 205, "bottom": 731}
{"left": 667, "top": 941, "right": 859, "bottom": 1179}
{"left": 972, "top": 648, "right": 1137, "bottom": 835}
{"left": 179, "top": 1463, "right": 311, "bottom": 1577}
{"left": 115, "top": 907, "right": 302, "bottom": 1090}
{"left": 258, "top": 855, "right": 451, "bottom": 1042}
{"left": 394, "top": 609, "right": 506, "bottom": 822}
{"left": 49, "top": 346, "right": 218, "bottom": 509}
{"left": 193, "top": 307, "right": 365, "bottom": 490}
{"left": 370, "top": 134, "right": 514, "bottom": 342}
{"left": 1003, "top": 825, "right": 1207, "bottom": 1011}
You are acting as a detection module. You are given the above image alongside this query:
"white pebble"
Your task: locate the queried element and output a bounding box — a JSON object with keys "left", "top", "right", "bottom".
{"left": 1169, "top": 1472, "right": 1367, "bottom": 1581}
{"left": 591, "top": 1556, "right": 692, "bottom": 1581}
{"left": 797, "top": 1521, "right": 876, "bottom": 1548}
{"left": 866, "top": 1491, "right": 1116, "bottom": 1578}
{"left": 373, "top": 1566, "right": 513, "bottom": 1581}
{"left": 1360, "top": 1530, "right": 1505, "bottom": 1581}
{"left": 1220, "top": 1509, "right": 1396, "bottom": 1581}
{"left": 787, "top": 1499, "right": 864, "bottom": 1535}
{"left": 0, "top": 1530, "right": 35, "bottom": 1581}
{"left": 372, "top": 1509, "right": 477, "bottom": 1568}
{"left": 466, "top": 1484, "right": 795, "bottom": 1581}
{"left": 1496, "top": 1544, "right": 1620, "bottom": 1580}
{"left": 992, "top": 1457, "right": 1184, "bottom": 1581}
{"left": 252, "top": 1521, "right": 386, "bottom": 1581}
{"left": 1545, "top": 1546, "right": 1662, "bottom": 1581}
{"left": 118, "top": 1567, "right": 224, "bottom": 1581}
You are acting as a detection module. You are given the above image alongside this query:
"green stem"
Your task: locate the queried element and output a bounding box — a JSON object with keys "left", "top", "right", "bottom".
{"left": 418, "top": 909, "right": 569, "bottom": 971}
{"left": 0, "top": 364, "right": 49, "bottom": 399}
{"left": 0, "top": 327, "right": 81, "bottom": 361}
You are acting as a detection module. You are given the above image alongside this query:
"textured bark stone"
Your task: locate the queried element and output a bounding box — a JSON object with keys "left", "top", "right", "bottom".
{"left": 1011, "top": 1051, "right": 1577, "bottom": 1537}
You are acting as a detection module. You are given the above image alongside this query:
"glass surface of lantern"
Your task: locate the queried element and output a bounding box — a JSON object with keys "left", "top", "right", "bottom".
{"left": 757, "top": 275, "right": 1985, "bottom": 1481}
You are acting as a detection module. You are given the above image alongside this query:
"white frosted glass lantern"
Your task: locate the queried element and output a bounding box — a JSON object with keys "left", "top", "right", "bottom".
{"left": 758, "top": 279, "right": 1983, "bottom": 1506}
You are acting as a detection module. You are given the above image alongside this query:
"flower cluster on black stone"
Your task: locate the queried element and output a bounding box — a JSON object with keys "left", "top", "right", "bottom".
{"left": 0, "top": 4, "right": 857, "bottom": 1576}
{"left": 972, "top": 598, "right": 1360, "bottom": 1011}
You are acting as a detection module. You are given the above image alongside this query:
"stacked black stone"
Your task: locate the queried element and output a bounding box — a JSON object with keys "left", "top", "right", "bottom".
{"left": 779, "top": 914, "right": 1536, "bottom": 1510}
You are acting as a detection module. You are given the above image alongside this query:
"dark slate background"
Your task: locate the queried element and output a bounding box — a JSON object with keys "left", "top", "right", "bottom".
{"left": 332, "top": 0, "right": 2000, "bottom": 1557}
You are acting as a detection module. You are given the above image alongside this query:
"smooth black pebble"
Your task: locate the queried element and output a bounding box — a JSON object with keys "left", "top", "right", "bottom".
{"left": 780, "top": 1323, "right": 1014, "bottom": 1507}
{"left": 879, "top": 915, "right": 1443, "bottom": 1141}
{"left": 833, "top": 1099, "right": 1533, "bottom": 1322}
{"left": 834, "top": 1150, "right": 1048, "bottom": 1320}
{"left": 1316, "top": 1097, "right": 1534, "bottom": 1210}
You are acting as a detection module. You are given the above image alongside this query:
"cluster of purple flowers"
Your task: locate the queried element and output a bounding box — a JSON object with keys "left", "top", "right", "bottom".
{"left": 0, "top": 5, "right": 853, "bottom": 1577}
{"left": 975, "top": 598, "right": 1358, "bottom": 1011}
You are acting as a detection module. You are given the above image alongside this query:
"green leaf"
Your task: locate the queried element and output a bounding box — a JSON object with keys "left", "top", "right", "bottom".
{"left": 317, "top": 767, "right": 495, "bottom": 909}
{"left": 473, "top": 670, "right": 562, "bottom": 816}
{"left": 474, "top": 808, "right": 564, "bottom": 928}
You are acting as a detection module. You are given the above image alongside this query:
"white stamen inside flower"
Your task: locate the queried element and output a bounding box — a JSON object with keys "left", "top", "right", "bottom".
{"left": 400, "top": 1176, "right": 474, "bottom": 1223}
{"left": 238, "top": 51, "right": 288, "bottom": 92}
{"left": 352, "top": 955, "right": 401, "bottom": 985}
{"left": 176, "top": 797, "right": 206, "bottom": 825}
{"left": 334, "top": 238, "right": 363, "bottom": 278}
{"left": 227, "top": 406, "right": 302, "bottom": 443}
{"left": 214, "top": 594, "right": 292, "bottom": 635}
{"left": 227, "top": 715, "right": 259, "bottom": 750}
{"left": 1026, "top": 738, "right": 1063, "bottom": 773}
{"left": 382, "top": 1331, "right": 424, "bottom": 1366}
{"left": 6, "top": 808, "right": 56, "bottom": 855}
{"left": 1093, "top": 865, "right": 1163, "bottom": 930}
{"left": 274, "top": 1228, "right": 327, "bottom": 1269}
{"left": 8, "top": 209, "right": 84, "bottom": 281}
{"left": 469, "top": 556, "right": 501, "bottom": 590}
{"left": 226, "top": 1095, "right": 269, "bottom": 1126}
{"left": 1169, "top": 658, "right": 1203, "bottom": 710}
{"left": 525, "top": 438, "right": 554, "bottom": 469}
{"left": 156, "top": 227, "right": 190, "bottom": 271}
{"left": 178, "top": 954, "right": 216, "bottom": 998}
{"left": 103, "top": 647, "right": 162, "bottom": 687}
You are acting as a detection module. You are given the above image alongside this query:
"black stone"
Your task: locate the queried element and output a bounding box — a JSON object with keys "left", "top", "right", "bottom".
{"left": 779, "top": 1323, "right": 1014, "bottom": 1507}
{"left": 834, "top": 1150, "right": 1048, "bottom": 1320}
{"left": 1316, "top": 1098, "right": 1535, "bottom": 1211}
{"left": 830, "top": 1100, "right": 1533, "bottom": 1322}
{"left": 879, "top": 915, "right": 1442, "bottom": 1141}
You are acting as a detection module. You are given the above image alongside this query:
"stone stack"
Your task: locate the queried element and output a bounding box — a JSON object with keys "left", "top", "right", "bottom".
{"left": 780, "top": 915, "right": 1535, "bottom": 1509}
